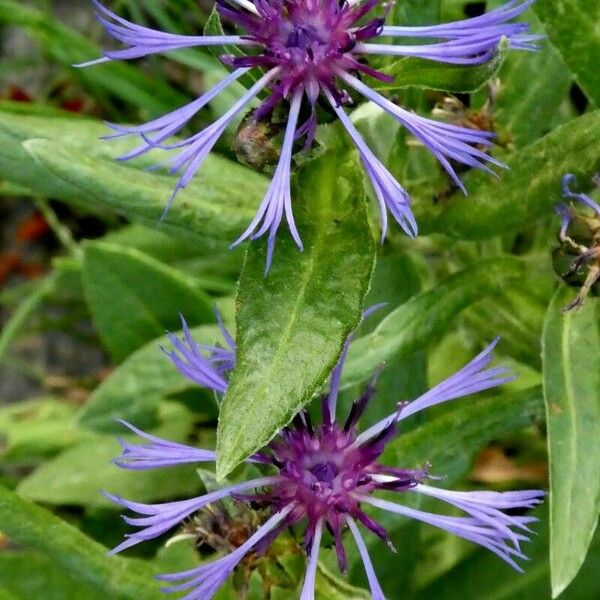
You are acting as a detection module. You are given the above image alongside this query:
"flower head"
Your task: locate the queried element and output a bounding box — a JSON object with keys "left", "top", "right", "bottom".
{"left": 81, "top": 0, "right": 539, "bottom": 270}
{"left": 106, "top": 311, "right": 544, "bottom": 599}
{"left": 554, "top": 173, "right": 600, "bottom": 311}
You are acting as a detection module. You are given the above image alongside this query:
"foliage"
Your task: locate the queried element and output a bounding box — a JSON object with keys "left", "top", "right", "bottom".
{"left": 0, "top": 1, "right": 598, "bottom": 599}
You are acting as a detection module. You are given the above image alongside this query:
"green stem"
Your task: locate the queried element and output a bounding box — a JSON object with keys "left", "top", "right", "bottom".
{"left": 34, "top": 197, "right": 82, "bottom": 259}
{"left": 0, "top": 274, "right": 55, "bottom": 361}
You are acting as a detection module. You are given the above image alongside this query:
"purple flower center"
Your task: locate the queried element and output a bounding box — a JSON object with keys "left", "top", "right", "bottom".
{"left": 309, "top": 461, "right": 338, "bottom": 483}
{"left": 108, "top": 332, "right": 546, "bottom": 596}
{"left": 244, "top": 400, "right": 426, "bottom": 565}
{"left": 221, "top": 0, "right": 386, "bottom": 103}
{"left": 272, "top": 421, "right": 377, "bottom": 520}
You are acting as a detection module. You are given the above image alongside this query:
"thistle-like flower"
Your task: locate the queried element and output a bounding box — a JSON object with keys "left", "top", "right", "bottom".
{"left": 106, "top": 312, "right": 544, "bottom": 599}
{"left": 81, "top": 0, "right": 539, "bottom": 269}
{"left": 554, "top": 174, "right": 600, "bottom": 311}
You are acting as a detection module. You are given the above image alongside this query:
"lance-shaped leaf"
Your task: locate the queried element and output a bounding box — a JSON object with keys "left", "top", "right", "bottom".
{"left": 78, "top": 324, "right": 221, "bottom": 432}
{"left": 542, "top": 290, "right": 600, "bottom": 598}
{"left": 315, "top": 563, "right": 370, "bottom": 600}
{"left": 19, "top": 403, "right": 200, "bottom": 508}
{"left": 415, "top": 110, "right": 600, "bottom": 239}
{"left": 0, "top": 484, "right": 164, "bottom": 600}
{"left": 82, "top": 242, "right": 213, "bottom": 362}
{"left": 21, "top": 138, "right": 264, "bottom": 247}
{"left": 384, "top": 386, "right": 544, "bottom": 483}
{"left": 0, "top": 0, "right": 186, "bottom": 113}
{"left": 415, "top": 504, "right": 600, "bottom": 600}
{"left": 534, "top": 0, "right": 600, "bottom": 106}
{"left": 216, "top": 151, "right": 376, "bottom": 478}
{"left": 0, "top": 548, "right": 105, "bottom": 600}
{"left": 342, "top": 257, "right": 524, "bottom": 389}
{"left": 375, "top": 38, "right": 509, "bottom": 93}
{"left": 496, "top": 31, "right": 572, "bottom": 145}
{"left": 0, "top": 110, "right": 268, "bottom": 247}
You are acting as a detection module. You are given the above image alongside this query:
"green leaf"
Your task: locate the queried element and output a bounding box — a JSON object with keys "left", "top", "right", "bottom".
{"left": 314, "top": 563, "right": 370, "bottom": 600}
{"left": 0, "top": 484, "right": 164, "bottom": 600}
{"left": 22, "top": 137, "right": 265, "bottom": 247}
{"left": 534, "top": 0, "right": 600, "bottom": 106}
{"left": 0, "top": 399, "right": 94, "bottom": 463}
{"left": 18, "top": 403, "right": 200, "bottom": 507}
{"left": 495, "top": 28, "right": 572, "bottom": 146}
{"left": 416, "top": 110, "right": 600, "bottom": 239}
{"left": 384, "top": 386, "right": 545, "bottom": 485}
{"left": 364, "top": 387, "right": 544, "bottom": 599}
{"left": 0, "top": 549, "right": 106, "bottom": 600}
{"left": 0, "top": 0, "right": 186, "bottom": 114}
{"left": 78, "top": 324, "right": 221, "bottom": 432}
{"left": 375, "top": 39, "right": 509, "bottom": 93}
{"left": 82, "top": 241, "right": 213, "bottom": 361}
{"left": 342, "top": 257, "right": 524, "bottom": 389}
{"left": 390, "top": 0, "right": 440, "bottom": 25}
{"left": 542, "top": 290, "right": 600, "bottom": 597}
{"left": 54, "top": 227, "right": 238, "bottom": 297}
{"left": 463, "top": 283, "right": 549, "bottom": 370}
{"left": 203, "top": 6, "right": 259, "bottom": 89}
{"left": 0, "top": 111, "right": 268, "bottom": 246}
{"left": 216, "top": 150, "right": 376, "bottom": 478}
{"left": 357, "top": 252, "right": 428, "bottom": 422}
{"left": 0, "top": 111, "right": 155, "bottom": 165}
{"left": 415, "top": 506, "right": 600, "bottom": 600}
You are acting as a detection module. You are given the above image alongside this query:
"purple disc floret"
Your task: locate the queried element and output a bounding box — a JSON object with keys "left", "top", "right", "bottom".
{"left": 80, "top": 0, "right": 540, "bottom": 270}
{"left": 105, "top": 310, "right": 544, "bottom": 599}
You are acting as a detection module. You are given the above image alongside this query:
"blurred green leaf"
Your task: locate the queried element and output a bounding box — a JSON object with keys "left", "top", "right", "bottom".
{"left": 542, "top": 290, "right": 600, "bottom": 597}
{"left": 54, "top": 229, "right": 237, "bottom": 299}
{"left": 0, "top": 549, "right": 106, "bottom": 600}
{"left": 356, "top": 252, "right": 428, "bottom": 423}
{"left": 19, "top": 403, "right": 200, "bottom": 507}
{"left": 534, "top": 0, "right": 600, "bottom": 106}
{"left": 357, "top": 386, "right": 544, "bottom": 598}
{"left": 0, "top": 0, "right": 186, "bottom": 114}
{"left": 102, "top": 225, "right": 212, "bottom": 267}
{"left": 82, "top": 241, "right": 213, "bottom": 361}
{"left": 376, "top": 39, "right": 508, "bottom": 93}
{"left": 384, "top": 386, "right": 544, "bottom": 484}
{"left": 390, "top": 0, "right": 440, "bottom": 25}
{"left": 216, "top": 150, "right": 376, "bottom": 478}
{"left": 314, "top": 563, "right": 370, "bottom": 600}
{"left": 0, "top": 111, "right": 267, "bottom": 247}
{"left": 496, "top": 33, "right": 572, "bottom": 146}
{"left": 463, "top": 284, "right": 548, "bottom": 370}
{"left": 0, "top": 485, "right": 163, "bottom": 600}
{"left": 78, "top": 324, "right": 221, "bottom": 432}
{"left": 342, "top": 257, "right": 524, "bottom": 388}
{"left": 0, "top": 99, "right": 72, "bottom": 117}
{"left": 415, "top": 506, "right": 600, "bottom": 600}
{"left": 417, "top": 110, "right": 600, "bottom": 239}
{"left": 203, "top": 6, "right": 259, "bottom": 89}
{"left": 22, "top": 137, "right": 265, "bottom": 247}
{"left": 0, "top": 399, "right": 94, "bottom": 463}
{"left": 0, "top": 111, "right": 155, "bottom": 164}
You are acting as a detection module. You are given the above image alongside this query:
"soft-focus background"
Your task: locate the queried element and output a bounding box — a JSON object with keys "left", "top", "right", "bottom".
{"left": 0, "top": 1, "right": 599, "bottom": 599}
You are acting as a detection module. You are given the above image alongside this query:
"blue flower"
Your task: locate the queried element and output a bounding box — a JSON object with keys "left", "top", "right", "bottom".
{"left": 105, "top": 311, "right": 544, "bottom": 599}
{"left": 81, "top": 0, "right": 540, "bottom": 270}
